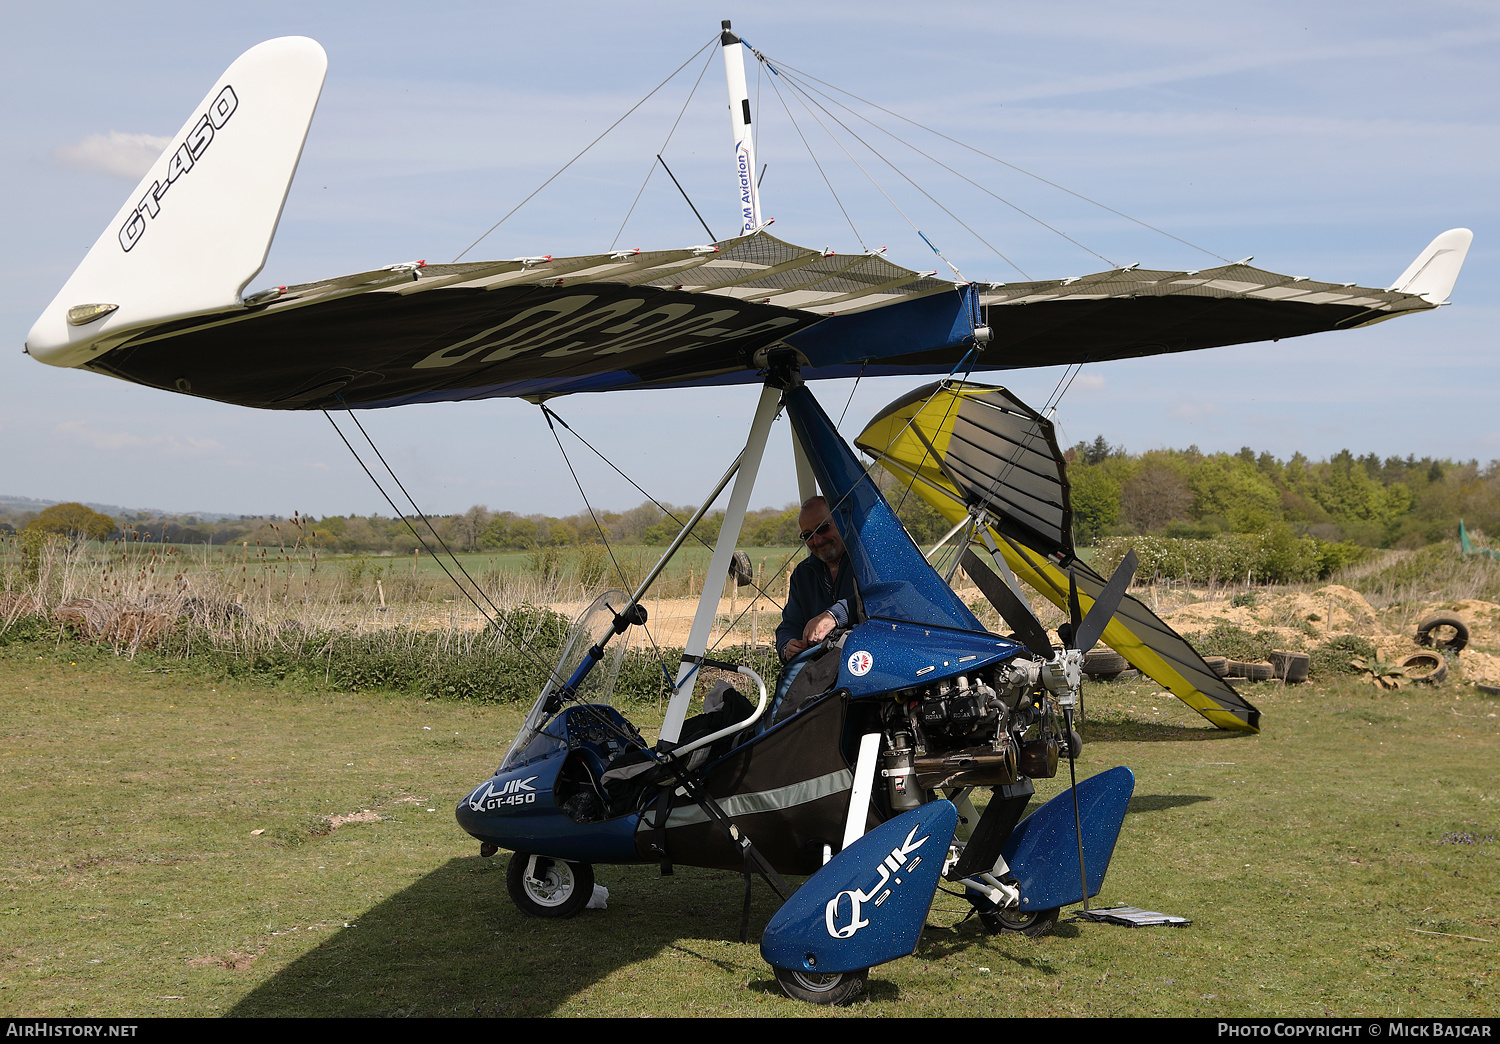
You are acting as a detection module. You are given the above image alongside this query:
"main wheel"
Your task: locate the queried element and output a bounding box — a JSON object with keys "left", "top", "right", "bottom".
{"left": 979, "top": 904, "right": 1059, "bottom": 938}
{"left": 772, "top": 965, "right": 868, "bottom": 1005}
{"left": 506, "top": 853, "right": 594, "bottom": 919}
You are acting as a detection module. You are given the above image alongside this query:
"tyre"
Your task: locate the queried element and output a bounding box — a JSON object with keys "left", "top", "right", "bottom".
{"left": 506, "top": 853, "right": 594, "bottom": 919}
{"left": 1083, "top": 650, "right": 1128, "bottom": 678}
{"left": 1397, "top": 651, "right": 1447, "bottom": 685}
{"left": 1204, "top": 656, "right": 1230, "bottom": 678}
{"left": 772, "top": 966, "right": 868, "bottom": 1005}
{"left": 1268, "top": 650, "right": 1310, "bottom": 683}
{"left": 1229, "top": 660, "right": 1273, "bottom": 681}
{"left": 1416, "top": 613, "right": 1469, "bottom": 653}
{"left": 979, "top": 904, "right": 1060, "bottom": 938}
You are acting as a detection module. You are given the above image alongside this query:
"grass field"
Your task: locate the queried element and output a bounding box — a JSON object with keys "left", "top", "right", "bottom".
{"left": 2, "top": 638, "right": 1494, "bottom": 1018}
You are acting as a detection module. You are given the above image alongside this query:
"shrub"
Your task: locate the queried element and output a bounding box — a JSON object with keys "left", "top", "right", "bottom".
{"left": 1309, "top": 635, "right": 1377, "bottom": 677}
{"left": 1195, "top": 623, "right": 1284, "bottom": 662}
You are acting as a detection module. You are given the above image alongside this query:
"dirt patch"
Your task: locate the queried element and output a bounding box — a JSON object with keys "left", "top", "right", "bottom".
{"left": 187, "top": 951, "right": 258, "bottom": 971}
{"left": 326, "top": 810, "right": 382, "bottom": 829}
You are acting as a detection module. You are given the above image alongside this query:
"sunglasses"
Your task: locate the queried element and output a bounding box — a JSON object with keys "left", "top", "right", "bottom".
{"left": 799, "top": 520, "right": 834, "bottom": 543}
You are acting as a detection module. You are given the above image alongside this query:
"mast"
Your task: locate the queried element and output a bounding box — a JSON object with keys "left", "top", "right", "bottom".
{"left": 721, "top": 20, "right": 762, "bottom": 237}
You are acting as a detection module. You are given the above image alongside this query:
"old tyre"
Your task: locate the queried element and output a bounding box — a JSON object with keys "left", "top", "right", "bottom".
{"left": 1268, "top": 650, "right": 1311, "bottom": 683}
{"left": 1416, "top": 613, "right": 1469, "bottom": 652}
{"left": 1230, "top": 660, "right": 1274, "bottom": 681}
{"left": 1397, "top": 651, "right": 1447, "bottom": 685}
{"left": 979, "top": 905, "right": 1060, "bottom": 938}
{"left": 1204, "top": 655, "right": 1230, "bottom": 678}
{"left": 506, "top": 853, "right": 594, "bottom": 919}
{"left": 772, "top": 966, "right": 868, "bottom": 1005}
{"left": 1083, "top": 650, "right": 1129, "bottom": 678}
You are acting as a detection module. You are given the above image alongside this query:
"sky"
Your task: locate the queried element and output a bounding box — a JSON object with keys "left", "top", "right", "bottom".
{"left": 4, "top": 1, "right": 1497, "bottom": 520}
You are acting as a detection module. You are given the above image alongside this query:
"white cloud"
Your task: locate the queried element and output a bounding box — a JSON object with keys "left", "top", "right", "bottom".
{"left": 52, "top": 131, "right": 169, "bottom": 180}
{"left": 55, "top": 420, "right": 222, "bottom": 456}
{"left": 1072, "top": 373, "right": 1107, "bottom": 392}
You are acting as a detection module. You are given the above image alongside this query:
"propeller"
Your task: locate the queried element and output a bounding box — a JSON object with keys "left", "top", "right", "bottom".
{"left": 960, "top": 540, "right": 1141, "bottom": 915}
{"left": 959, "top": 548, "right": 1052, "bottom": 657}
{"left": 1068, "top": 549, "right": 1138, "bottom": 655}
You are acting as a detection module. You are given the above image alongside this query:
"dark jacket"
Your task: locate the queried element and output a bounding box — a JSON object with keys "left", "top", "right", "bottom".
{"left": 777, "top": 553, "right": 858, "bottom": 660}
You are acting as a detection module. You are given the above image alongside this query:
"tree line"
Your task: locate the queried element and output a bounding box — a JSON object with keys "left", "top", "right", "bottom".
{"left": 1063, "top": 437, "right": 1495, "bottom": 549}
{"left": 8, "top": 438, "right": 1496, "bottom": 557}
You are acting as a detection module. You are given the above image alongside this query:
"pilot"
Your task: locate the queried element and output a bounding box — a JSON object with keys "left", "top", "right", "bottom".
{"left": 777, "top": 496, "right": 858, "bottom": 662}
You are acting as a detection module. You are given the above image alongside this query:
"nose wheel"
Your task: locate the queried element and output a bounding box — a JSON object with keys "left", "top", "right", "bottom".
{"left": 506, "top": 852, "right": 594, "bottom": 919}
{"left": 772, "top": 965, "right": 868, "bottom": 1005}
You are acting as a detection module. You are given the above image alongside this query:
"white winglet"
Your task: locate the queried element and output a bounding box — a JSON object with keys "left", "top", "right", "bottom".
{"left": 27, "top": 37, "right": 327, "bottom": 368}
{"left": 1387, "top": 228, "right": 1472, "bottom": 304}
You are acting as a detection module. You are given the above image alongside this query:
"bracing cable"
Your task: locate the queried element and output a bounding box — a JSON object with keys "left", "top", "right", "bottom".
{"left": 611, "top": 44, "right": 720, "bottom": 250}
{"left": 762, "top": 65, "right": 866, "bottom": 249}
{"left": 321, "top": 410, "right": 570, "bottom": 692}
{"left": 751, "top": 52, "right": 1231, "bottom": 265}
{"left": 455, "top": 34, "right": 719, "bottom": 262}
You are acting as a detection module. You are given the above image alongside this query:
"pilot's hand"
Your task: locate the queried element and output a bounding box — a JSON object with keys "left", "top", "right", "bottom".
{"left": 803, "top": 611, "right": 837, "bottom": 644}
{"left": 782, "top": 637, "right": 810, "bottom": 660}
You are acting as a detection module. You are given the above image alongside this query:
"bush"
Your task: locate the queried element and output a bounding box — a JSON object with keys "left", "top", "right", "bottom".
{"left": 1309, "top": 635, "right": 1377, "bottom": 677}
{"left": 1195, "top": 623, "right": 1285, "bottom": 662}
{"left": 1095, "top": 530, "right": 1372, "bottom": 586}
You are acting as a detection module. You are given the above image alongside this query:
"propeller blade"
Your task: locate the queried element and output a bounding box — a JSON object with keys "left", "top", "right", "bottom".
{"left": 1067, "top": 569, "right": 1083, "bottom": 647}
{"left": 1073, "top": 550, "right": 1138, "bottom": 655}
{"left": 960, "top": 549, "right": 1054, "bottom": 657}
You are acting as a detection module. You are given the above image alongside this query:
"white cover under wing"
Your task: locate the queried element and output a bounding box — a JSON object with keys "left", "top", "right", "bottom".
{"left": 26, "top": 37, "right": 327, "bottom": 368}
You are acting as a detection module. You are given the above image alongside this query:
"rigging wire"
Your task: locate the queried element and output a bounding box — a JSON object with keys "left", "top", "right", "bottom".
{"left": 328, "top": 408, "right": 503, "bottom": 620}
{"left": 762, "top": 65, "right": 866, "bottom": 249}
{"left": 754, "top": 52, "right": 1232, "bottom": 265}
{"left": 537, "top": 403, "right": 793, "bottom": 620}
{"left": 455, "top": 34, "right": 719, "bottom": 262}
{"left": 769, "top": 63, "right": 1011, "bottom": 282}
{"left": 771, "top": 61, "right": 1107, "bottom": 273}
{"left": 320, "top": 410, "right": 568, "bottom": 691}
{"left": 835, "top": 362, "right": 867, "bottom": 432}
{"left": 611, "top": 44, "right": 720, "bottom": 250}
{"left": 539, "top": 406, "right": 679, "bottom": 683}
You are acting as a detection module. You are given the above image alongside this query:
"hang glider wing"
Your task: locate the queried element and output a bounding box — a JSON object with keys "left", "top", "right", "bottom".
{"left": 854, "top": 381, "right": 1073, "bottom": 560}
{"left": 25, "top": 37, "right": 1468, "bottom": 410}
{"left": 31, "top": 229, "right": 1457, "bottom": 411}
{"left": 856, "top": 381, "right": 1260, "bottom": 733}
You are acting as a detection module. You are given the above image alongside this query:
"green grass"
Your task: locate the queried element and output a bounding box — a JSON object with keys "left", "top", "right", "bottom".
{"left": 2, "top": 643, "right": 1496, "bottom": 1017}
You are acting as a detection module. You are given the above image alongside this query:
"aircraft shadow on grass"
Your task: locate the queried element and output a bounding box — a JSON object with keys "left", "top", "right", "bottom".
{"left": 226, "top": 854, "right": 951, "bottom": 1015}
{"left": 226, "top": 850, "right": 1059, "bottom": 1015}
